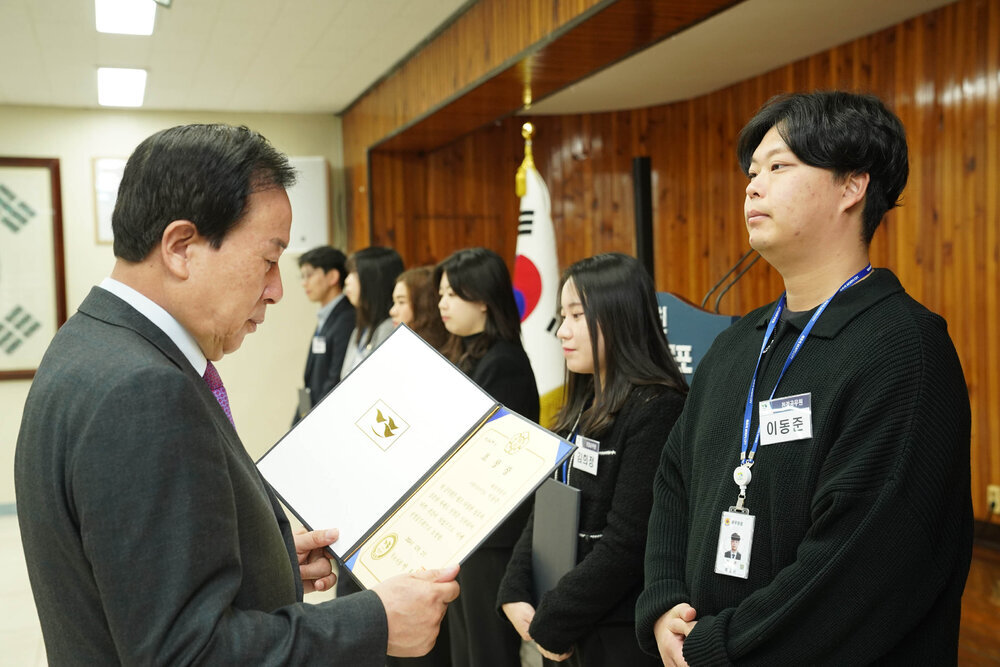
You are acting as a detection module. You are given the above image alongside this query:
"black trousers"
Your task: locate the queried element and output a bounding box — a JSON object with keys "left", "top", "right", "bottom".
{"left": 343, "top": 565, "right": 452, "bottom": 667}
{"left": 385, "top": 620, "right": 452, "bottom": 667}
{"left": 447, "top": 547, "right": 522, "bottom": 667}
{"left": 542, "top": 622, "right": 660, "bottom": 667}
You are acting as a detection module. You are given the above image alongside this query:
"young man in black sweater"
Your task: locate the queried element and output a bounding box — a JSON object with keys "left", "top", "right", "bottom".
{"left": 637, "top": 92, "right": 973, "bottom": 665}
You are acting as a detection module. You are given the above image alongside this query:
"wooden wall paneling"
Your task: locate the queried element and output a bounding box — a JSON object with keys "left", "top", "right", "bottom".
{"left": 985, "top": 0, "right": 1000, "bottom": 510}
{"left": 860, "top": 28, "right": 895, "bottom": 280}
{"left": 371, "top": 120, "right": 525, "bottom": 272}
{"left": 368, "top": 150, "right": 426, "bottom": 257}
{"left": 650, "top": 100, "right": 693, "bottom": 300}
{"left": 962, "top": 0, "right": 997, "bottom": 510}
{"left": 541, "top": 114, "right": 595, "bottom": 267}
{"left": 430, "top": 122, "right": 519, "bottom": 265}
{"left": 609, "top": 111, "right": 639, "bottom": 253}
{"left": 956, "top": 0, "right": 977, "bottom": 501}
{"left": 343, "top": 0, "right": 608, "bottom": 248}
{"left": 892, "top": 17, "right": 926, "bottom": 303}
{"left": 934, "top": 3, "right": 960, "bottom": 420}
{"left": 346, "top": 0, "right": 743, "bottom": 248}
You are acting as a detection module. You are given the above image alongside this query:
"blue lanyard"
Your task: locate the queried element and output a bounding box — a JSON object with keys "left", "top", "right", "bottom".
{"left": 739, "top": 265, "right": 872, "bottom": 466}
{"left": 561, "top": 408, "right": 585, "bottom": 483}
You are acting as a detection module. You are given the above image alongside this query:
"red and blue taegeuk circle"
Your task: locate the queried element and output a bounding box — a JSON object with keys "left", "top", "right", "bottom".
{"left": 512, "top": 254, "right": 542, "bottom": 322}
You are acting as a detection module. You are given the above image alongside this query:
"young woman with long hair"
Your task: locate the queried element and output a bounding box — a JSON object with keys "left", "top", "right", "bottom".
{"left": 434, "top": 247, "right": 539, "bottom": 667}
{"left": 389, "top": 266, "right": 449, "bottom": 350}
{"left": 340, "top": 246, "right": 404, "bottom": 375}
{"left": 498, "top": 252, "right": 688, "bottom": 666}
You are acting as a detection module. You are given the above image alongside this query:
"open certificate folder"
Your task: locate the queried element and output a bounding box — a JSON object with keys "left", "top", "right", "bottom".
{"left": 257, "top": 325, "right": 576, "bottom": 589}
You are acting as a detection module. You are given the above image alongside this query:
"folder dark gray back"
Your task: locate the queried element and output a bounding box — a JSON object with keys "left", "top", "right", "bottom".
{"left": 531, "top": 478, "right": 580, "bottom": 603}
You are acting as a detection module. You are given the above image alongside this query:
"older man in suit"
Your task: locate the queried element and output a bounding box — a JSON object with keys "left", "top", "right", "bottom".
{"left": 15, "top": 124, "right": 458, "bottom": 665}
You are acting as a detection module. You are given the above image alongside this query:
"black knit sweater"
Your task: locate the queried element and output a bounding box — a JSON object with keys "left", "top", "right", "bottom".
{"left": 636, "top": 269, "right": 973, "bottom": 666}
{"left": 466, "top": 336, "right": 540, "bottom": 424}
{"left": 497, "top": 384, "right": 686, "bottom": 653}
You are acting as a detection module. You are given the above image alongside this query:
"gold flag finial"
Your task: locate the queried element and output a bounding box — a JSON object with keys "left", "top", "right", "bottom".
{"left": 516, "top": 122, "right": 535, "bottom": 197}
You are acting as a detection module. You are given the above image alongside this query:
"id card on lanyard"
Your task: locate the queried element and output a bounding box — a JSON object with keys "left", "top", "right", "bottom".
{"left": 715, "top": 264, "right": 871, "bottom": 580}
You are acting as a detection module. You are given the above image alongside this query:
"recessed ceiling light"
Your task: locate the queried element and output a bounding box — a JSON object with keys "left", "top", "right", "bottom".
{"left": 95, "top": 0, "right": 157, "bottom": 36}
{"left": 98, "top": 68, "right": 147, "bottom": 107}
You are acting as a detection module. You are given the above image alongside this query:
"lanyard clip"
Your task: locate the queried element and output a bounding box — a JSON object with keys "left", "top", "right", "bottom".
{"left": 729, "top": 465, "right": 752, "bottom": 513}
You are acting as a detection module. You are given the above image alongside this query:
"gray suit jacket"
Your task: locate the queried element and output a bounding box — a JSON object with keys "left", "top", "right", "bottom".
{"left": 15, "top": 287, "right": 387, "bottom": 665}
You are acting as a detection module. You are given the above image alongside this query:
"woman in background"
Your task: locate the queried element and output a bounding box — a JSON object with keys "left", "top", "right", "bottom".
{"left": 435, "top": 247, "right": 539, "bottom": 667}
{"left": 498, "top": 253, "right": 688, "bottom": 666}
{"left": 340, "top": 246, "right": 404, "bottom": 375}
{"left": 390, "top": 266, "right": 449, "bottom": 350}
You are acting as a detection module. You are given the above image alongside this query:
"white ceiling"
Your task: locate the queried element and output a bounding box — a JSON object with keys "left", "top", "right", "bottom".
{"left": 0, "top": 0, "right": 958, "bottom": 117}
{"left": 0, "top": 0, "right": 471, "bottom": 113}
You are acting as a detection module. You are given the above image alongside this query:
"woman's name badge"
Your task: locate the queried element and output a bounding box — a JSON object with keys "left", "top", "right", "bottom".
{"left": 758, "top": 392, "right": 812, "bottom": 446}
{"left": 312, "top": 336, "right": 327, "bottom": 354}
{"left": 714, "top": 511, "right": 755, "bottom": 579}
{"left": 572, "top": 436, "right": 600, "bottom": 475}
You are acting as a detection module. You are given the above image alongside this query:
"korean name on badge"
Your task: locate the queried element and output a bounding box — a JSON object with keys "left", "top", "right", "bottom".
{"left": 758, "top": 392, "right": 812, "bottom": 446}
{"left": 312, "top": 336, "right": 327, "bottom": 354}
{"left": 572, "top": 435, "right": 600, "bottom": 475}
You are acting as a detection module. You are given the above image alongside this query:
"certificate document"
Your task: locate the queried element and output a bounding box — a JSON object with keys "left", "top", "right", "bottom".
{"left": 257, "top": 325, "right": 575, "bottom": 589}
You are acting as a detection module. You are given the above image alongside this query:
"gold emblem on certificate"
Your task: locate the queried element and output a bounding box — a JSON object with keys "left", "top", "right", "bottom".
{"left": 356, "top": 400, "right": 410, "bottom": 451}
{"left": 371, "top": 533, "right": 398, "bottom": 560}
{"left": 504, "top": 431, "right": 529, "bottom": 455}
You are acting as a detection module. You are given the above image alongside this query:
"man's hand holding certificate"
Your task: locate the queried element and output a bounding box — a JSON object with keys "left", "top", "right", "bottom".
{"left": 257, "top": 325, "right": 575, "bottom": 589}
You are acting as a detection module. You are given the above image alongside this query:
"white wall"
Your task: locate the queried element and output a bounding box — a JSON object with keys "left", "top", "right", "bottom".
{"left": 0, "top": 105, "right": 347, "bottom": 506}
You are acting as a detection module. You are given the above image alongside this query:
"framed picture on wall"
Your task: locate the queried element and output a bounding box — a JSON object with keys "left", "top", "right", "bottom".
{"left": 93, "top": 157, "right": 126, "bottom": 244}
{"left": 0, "top": 157, "right": 67, "bottom": 380}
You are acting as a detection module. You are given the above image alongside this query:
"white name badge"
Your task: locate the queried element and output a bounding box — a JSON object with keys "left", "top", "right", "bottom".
{"left": 758, "top": 392, "right": 812, "bottom": 446}
{"left": 572, "top": 435, "right": 600, "bottom": 475}
{"left": 714, "top": 511, "right": 755, "bottom": 579}
{"left": 312, "top": 336, "right": 327, "bottom": 354}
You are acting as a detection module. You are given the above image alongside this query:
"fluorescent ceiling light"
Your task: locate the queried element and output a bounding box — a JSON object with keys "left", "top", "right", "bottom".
{"left": 95, "top": 0, "right": 157, "bottom": 35}
{"left": 98, "top": 67, "right": 147, "bottom": 107}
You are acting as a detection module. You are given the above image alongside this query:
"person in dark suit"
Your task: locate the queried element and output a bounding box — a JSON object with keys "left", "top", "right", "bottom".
{"left": 293, "top": 245, "right": 356, "bottom": 424}
{"left": 14, "top": 123, "right": 458, "bottom": 665}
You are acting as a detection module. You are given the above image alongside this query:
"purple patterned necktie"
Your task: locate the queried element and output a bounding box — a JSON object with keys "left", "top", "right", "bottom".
{"left": 203, "top": 361, "right": 235, "bottom": 427}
